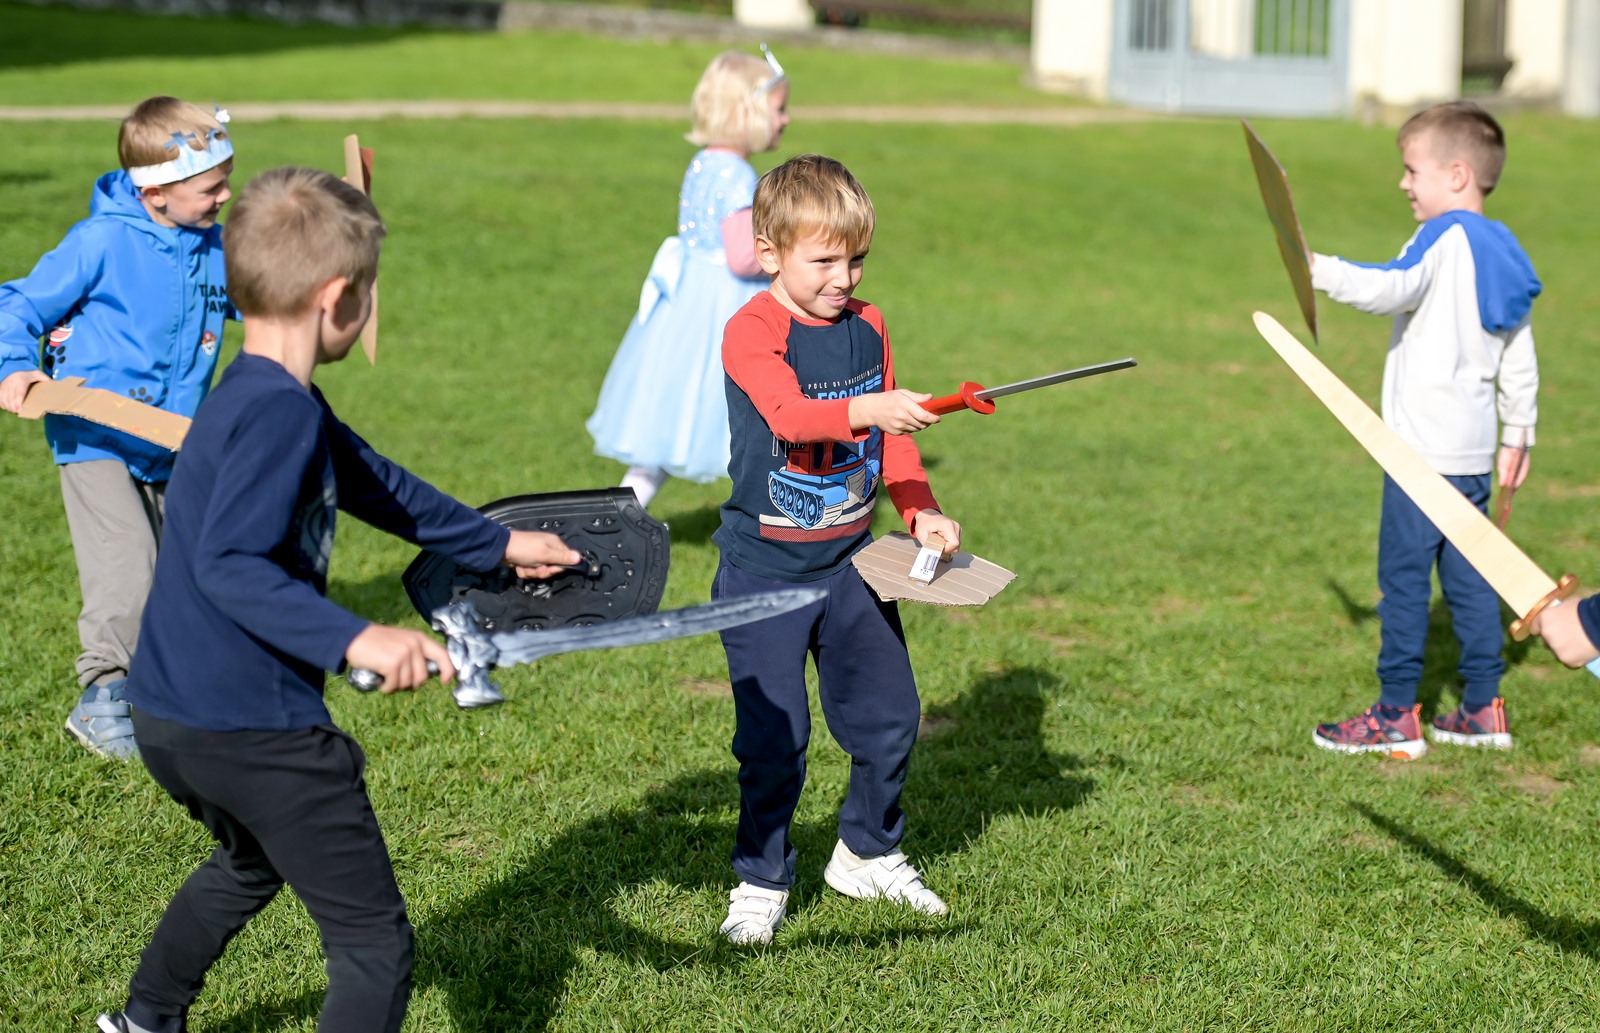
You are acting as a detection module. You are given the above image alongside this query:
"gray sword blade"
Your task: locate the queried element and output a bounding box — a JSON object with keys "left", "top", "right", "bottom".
{"left": 974, "top": 358, "right": 1137, "bottom": 401}
{"left": 488, "top": 586, "right": 825, "bottom": 665}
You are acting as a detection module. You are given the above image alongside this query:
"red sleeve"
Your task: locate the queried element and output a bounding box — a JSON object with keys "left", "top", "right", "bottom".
{"left": 723, "top": 296, "right": 861, "bottom": 445}
{"left": 870, "top": 307, "right": 940, "bottom": 527}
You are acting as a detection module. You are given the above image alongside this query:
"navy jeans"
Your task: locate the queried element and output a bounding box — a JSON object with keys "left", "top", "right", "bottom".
{"left": 713, "top": 559, "right": 922, "bottom": 891}
{"left": 1376, "top": 473, "right": 1504, "bottom": 708}
{"left": 126, "top": 710, "right": 413, "bottom": 1033}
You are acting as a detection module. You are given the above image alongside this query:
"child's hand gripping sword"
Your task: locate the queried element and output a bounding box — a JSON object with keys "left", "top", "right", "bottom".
{"left": 923, "top": 358, "right": 1138, "bottom": 417}
{"left": 1253, "top": 311, "right": 1600, "bottom": 679}
{"left": 349, "top": 586, "right": 826, "bottom": 707}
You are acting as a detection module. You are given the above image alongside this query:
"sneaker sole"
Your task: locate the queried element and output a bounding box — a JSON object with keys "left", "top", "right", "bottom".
{"left": 1427, "top": 727, "right": 1513, "bottom": 749}
{"left": 1312, "top": 730, "right": 1427, "bottom": 760}
{"left": 63, "top": 715, "right": 138, "bottom": 759}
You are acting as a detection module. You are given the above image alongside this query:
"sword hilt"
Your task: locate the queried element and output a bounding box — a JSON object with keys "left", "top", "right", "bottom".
{"left": 1509, "top": 574, "right": 1580, "bottom": 642}
{"left": 345, "top": 601, "right": 505, "bottom": 707}
{"left": 347, "top": 660, "right": 441, "bottom": 693}
{"left": 925, "top": 381, "right": 996, "bottom": 417}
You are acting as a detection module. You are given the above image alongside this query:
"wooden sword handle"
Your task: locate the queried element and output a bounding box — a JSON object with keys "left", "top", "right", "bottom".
{"left": 925, "top": 381, "right": 998, "bottom": 416}
{"left": 1509, "top": 574, "right": 1579, "bottom": 641}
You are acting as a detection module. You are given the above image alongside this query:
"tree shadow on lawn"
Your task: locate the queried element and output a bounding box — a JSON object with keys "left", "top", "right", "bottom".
{"left": 1352, "top": 803, "right": 1600, "bottom": 960}
{"left": 0, "top": 3, "right": 431, "bottom": 72}
{"left": 1325, "top": 578, "right": 1533, "bottom": 718}
{"left": 211, "top": 665, "right": 1094, "bottom": 1031}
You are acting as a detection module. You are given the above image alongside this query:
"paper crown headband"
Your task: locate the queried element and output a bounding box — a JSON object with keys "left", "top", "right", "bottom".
{"left": 127, "top": 109, "right": 234, "bottom": 188}
{"left": 754, "top": 43, "right": 786, "bottom": 96}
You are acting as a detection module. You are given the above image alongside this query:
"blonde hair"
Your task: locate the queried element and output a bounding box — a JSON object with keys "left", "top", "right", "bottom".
{"left": 686, "top": 51, "right": 782, "bottom": 154}
{"left": 118, "top": 96, "right": 228, "bottom": 170}
{"left": 753, "top": 154, "right": 875, "bottom": 256}
{"left": 223, "top": 167, "right": 385, "bottom": 319}
{"left": 1398, "top": 100, "right": 1507, "bottom": 195}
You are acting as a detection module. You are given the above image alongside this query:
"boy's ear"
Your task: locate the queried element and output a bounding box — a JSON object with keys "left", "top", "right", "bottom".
{"left": 139, "top": 184, "right": 168, "bottom": 211}
{"left": 1448, "top": 159, "right": 1474, "bottom": 193}
{"left": 754, "top": 235, "right": 782, "bottom": 276}
{"left": 314, "top": 276, "right": 353, "bottom": 316}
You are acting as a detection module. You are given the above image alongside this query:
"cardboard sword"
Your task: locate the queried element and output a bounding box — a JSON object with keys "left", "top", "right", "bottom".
{"left": 925, "top": 358, "right": 1137, "bottom": 417}
{"left": 17, "top": 377, "right": 190, "bottom": 450}
{"left": 343, "top": 134, "right": 379, "bottom": 364}
{"left": 349, "top": 586, "right": 826, "bottom": 707}
{"left": 1253, "top": 311, "right": 1600, "bottom": 679}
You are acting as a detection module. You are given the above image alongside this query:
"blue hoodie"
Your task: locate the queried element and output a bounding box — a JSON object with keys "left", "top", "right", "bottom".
{"left": 0, "top": 170, "right": 233, "bottom": 482}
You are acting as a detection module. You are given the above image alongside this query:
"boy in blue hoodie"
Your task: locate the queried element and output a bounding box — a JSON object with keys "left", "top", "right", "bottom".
{"left": 0, "top": 97, "right": 235, "bottom": 759}
{"left": 1308, "top": 101, "right": 1541, "bottom": 759}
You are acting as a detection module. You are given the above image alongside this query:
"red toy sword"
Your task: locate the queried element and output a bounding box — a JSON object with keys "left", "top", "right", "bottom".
{"left": 924, "top": 358, "right": 1137, "bottom": 416}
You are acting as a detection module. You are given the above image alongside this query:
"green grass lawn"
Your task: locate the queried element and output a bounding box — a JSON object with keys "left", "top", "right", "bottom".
{"left": 5, "top": 10, "right": 1600, "bottom": 1031}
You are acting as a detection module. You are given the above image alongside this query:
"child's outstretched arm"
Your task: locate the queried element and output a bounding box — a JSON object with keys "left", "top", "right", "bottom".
{"left": 1311, "top": 245, "right": 1432, "bottom": 317}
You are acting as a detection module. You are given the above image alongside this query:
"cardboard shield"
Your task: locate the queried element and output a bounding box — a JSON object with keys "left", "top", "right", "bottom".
{"left": 402, "top": 488, "right": 669, "bottom": 632}
{"left": 1243, "top": 119, "right": 1318, "bottom": 342}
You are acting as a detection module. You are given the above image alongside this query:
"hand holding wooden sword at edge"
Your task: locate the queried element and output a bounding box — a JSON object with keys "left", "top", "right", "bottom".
{"left": 1252, "top": 310, "right": 1600, "bottom": 678}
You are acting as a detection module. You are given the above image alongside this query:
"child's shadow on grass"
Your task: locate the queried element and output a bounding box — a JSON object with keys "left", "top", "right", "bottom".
{"left": 1352, "top": 802, "right": 1600, "bottom": 958}
{"left": 1325, "top": 579, "right": 1534, "bottom": 717}
{"left": 209, "top": 666, "right": 1094, "bottom": 1032}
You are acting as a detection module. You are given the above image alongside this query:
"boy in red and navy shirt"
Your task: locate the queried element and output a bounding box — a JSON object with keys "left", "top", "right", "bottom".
{"left": 711, "top": 153, "right": 960, "bottom": 945}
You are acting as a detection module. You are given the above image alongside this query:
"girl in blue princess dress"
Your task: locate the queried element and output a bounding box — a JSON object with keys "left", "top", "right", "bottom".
{"left": 587, "top": 46, "right": 791, "bottom": 508}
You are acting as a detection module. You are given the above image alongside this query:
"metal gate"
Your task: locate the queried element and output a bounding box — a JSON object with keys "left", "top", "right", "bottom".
{"left": 1109, "top": 0, "right": 1350, "bottom": 116}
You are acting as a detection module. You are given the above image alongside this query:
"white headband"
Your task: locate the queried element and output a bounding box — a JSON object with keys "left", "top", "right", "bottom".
{"left": 127, "top": 113, "right": 233, "bottom": 188}
{"left": 754, "top": 43, "right": 786, "bottom": 96}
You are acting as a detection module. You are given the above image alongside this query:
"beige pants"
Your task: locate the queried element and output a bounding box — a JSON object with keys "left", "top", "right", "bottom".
{"left": 59, "top": 460, "right": 165, "bottom": 689}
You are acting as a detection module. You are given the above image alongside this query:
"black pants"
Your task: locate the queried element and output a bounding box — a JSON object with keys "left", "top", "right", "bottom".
{"left": 126, "top": 710, "right": 412, "bottom": 1033}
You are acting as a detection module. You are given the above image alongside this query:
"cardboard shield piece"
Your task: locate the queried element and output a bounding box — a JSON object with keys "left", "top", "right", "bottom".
{"left": 852, "top": 532, "right": 1015, "bottom": 606}
{"left": 1242, "top": 120, "right": 1318, "bottom": 342}
{"left": 402, "top": 488, "right": 669, "bottom": 632}
{"left": 17, "top": 377, "right": 190, "bottom": 450}
{"left": 344, "top": 134, "right": 378, "bottom": 365}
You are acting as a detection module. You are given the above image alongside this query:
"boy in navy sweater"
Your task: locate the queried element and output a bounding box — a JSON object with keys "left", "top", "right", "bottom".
{"left": 712, "top": 154, "right": 960, "bottom": 946}
{"left": 96, "top": 167, "right": 580, "bottom": 1033}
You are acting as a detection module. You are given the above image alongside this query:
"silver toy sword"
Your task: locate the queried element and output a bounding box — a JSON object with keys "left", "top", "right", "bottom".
{"left": 348, "top": 586, "right": 826, "bottom": 707}
{"left": 925, "top": 358, "right": 1137, "bottom": 416}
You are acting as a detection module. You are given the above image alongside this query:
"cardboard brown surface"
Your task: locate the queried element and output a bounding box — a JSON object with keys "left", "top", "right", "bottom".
{"left": 344, "top": 134, "right": 379, "bottom": 364}
{"left": 853, "top": 532, "right": 1015, "bottom": 606}
{"left": 1243, "top": 120, "right": 1318, "bottom": 342}
{"left": 17, "top": 377, "right": 189, "bottom": 450}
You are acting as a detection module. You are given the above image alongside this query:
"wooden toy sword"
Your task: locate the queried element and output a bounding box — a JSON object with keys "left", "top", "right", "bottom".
{"left": 925, "top": 358, "right": 1137, "bottom": 416}
{"left": 1253, "top": 311, "right": 1600, "bottom": 679}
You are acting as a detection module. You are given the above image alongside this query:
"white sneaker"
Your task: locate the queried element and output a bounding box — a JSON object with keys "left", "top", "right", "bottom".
{"left": 823, "top": 840, "right": 948, "bottom": 916}
{"left": 720, "top": 882, "right": 787, "bottom": 946}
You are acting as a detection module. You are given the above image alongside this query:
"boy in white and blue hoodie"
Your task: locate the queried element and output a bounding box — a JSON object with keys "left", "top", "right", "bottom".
{"left": 0, "top": 97, "right": 235, "bottom": 759}
{"left": 1310, "top": 101, "right": 1541, "bottom": 760}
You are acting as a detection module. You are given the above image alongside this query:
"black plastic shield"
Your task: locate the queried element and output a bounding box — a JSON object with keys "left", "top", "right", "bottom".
{"left": 401, "top": 488, "right": 670, "bottom": 633}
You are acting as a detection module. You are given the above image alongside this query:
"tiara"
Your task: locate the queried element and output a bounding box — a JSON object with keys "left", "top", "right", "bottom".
{"left": 753, "top": 43, "right": 786, "bottom": 96}
{"left": 127, "top": 111, "right": 233, "bottom": 188}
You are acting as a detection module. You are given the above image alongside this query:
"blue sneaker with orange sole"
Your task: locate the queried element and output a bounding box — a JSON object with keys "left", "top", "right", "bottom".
{"left": 1313, "top": 703, "right": 1427, "bottom": 760}
{"left": 1428, "top": 697, "right": 1513, "bottom": 750}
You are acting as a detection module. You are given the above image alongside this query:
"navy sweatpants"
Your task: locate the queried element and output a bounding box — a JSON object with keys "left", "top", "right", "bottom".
{"left": 712, "top": 559, "right": 922, "bottom": 891}
{"left": 1376, "top": 473, "right": 1505, "bottom": 708}
{"left": 125, "top": 710, "right": 413, "bottom": 1033}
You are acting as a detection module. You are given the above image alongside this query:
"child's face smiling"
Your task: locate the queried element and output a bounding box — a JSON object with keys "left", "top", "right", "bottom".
{"left": 1398, "top": 133, "right": 1460, "bottom": 222}
{"left": 146, "top": 160, "right": 234, "bottom": 230}
{"left": 764, "top": 228, "right": 867, "bottom": 322}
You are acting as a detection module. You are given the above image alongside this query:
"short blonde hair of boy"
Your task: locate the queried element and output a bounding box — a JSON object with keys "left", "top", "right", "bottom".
{"left": 223, "top": 167, "right": 386, "bottom": 319}
{"left": 686, "top": 51, "right": 780, "bottom": 154}
{"left": 1397, "top": 100, "right": 1507, "bottom": 195}
{"left": 118, "top": 96, "right": 228, "bottom": 170}
{"left": 753, "top": 154, "right": 875, "bottom": 256}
